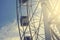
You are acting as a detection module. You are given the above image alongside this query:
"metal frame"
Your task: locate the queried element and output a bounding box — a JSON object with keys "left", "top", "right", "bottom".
{"left": 16, "top": 0, "right": 60, "bottom": 40}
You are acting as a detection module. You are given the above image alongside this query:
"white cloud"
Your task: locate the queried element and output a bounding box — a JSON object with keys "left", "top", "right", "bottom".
{"left": 0, "top": 20, "right": 20, "bottom": 40}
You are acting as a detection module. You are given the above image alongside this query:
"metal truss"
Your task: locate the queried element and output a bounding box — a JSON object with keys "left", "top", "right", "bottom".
{"left": 16, "top": 0, "right": 60, "bottom": 40}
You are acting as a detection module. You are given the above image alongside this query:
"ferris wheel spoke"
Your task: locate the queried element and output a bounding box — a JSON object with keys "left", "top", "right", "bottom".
{"left": 29, "top": 0, "right": 41, "bottom": 22}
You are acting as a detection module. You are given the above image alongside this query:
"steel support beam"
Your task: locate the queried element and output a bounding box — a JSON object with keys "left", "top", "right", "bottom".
{"left": 41, "top": 0, "right": 51, "bottom": 40}
{"left": 51, "top": 28, "right": 60, "bottom": 40}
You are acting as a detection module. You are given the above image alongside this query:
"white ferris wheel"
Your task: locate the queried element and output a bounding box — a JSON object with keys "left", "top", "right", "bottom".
{"left": 16, "top": 0, "right": 60, "bottom": 40}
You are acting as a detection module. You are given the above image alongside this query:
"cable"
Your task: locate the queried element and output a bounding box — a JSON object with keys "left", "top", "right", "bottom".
{"left": 36, "top": 12, "right": 43, "bottom": 40}
{"left": 51, "top": 28, "right": 60, "bottom": 40}
{"left": 29, "top": 0, "right": 41, "bottom": 22}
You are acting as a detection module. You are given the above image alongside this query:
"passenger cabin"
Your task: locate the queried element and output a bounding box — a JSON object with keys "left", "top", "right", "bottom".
{"left": 19, "top": 0, "right": 28, "bottom": 4}
{"left": 20, "top": 16, "right": 29, "bottom": 26}
{"left": 24, "top": 36, "right": 32, "bottom": 40}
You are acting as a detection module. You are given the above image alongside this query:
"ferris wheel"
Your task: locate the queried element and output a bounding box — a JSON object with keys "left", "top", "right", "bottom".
{"left": 16, "top": 0, "right": 60, "bottom": 40}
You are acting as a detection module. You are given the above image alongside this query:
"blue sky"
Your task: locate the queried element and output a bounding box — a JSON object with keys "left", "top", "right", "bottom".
{"left": 0, "top": 0, "right": 20, "bottom": 40}
{"left": 0, "top": 0, "right": 16, "bottom": 28}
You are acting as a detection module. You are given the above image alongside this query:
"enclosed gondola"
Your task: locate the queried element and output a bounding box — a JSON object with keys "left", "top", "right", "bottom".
{"left": 19, "top": 0, "right": 28, "bottom": 4}
{"left": 24, "top": 36, "right": 32, "bottom": 40}
{"left": 20, "top": 16, "right": 29, "bottom": 26}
